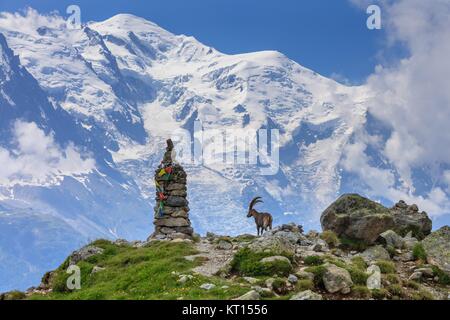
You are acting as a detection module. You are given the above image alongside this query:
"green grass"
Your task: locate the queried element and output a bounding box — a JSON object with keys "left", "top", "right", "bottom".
{"left": 375, "top": 260, "right": 396, "bottom": 274}
{"left": 339, "top": 236, "right": 368, "bottom": 251}
{"left": 386, "top": 274, "right": 401, "bottom": 284}
{"left": 304, "top": 265, "right": 327, "bottom": 288}
{"left": 387, "top": 284, "right": 404, "bottom": 298}
{"left": 350, "top": 257, "right": 367, "bottom": 270}
{"left": 352, "top": 285, "right": 371, "bottom": 299}
{"left": 29, "top": 240, "right": 249, "bottom": 300}
{"left": 0, "top": 290, "right": 26, "bottom": 300}
{"left": 371, "top": 288, "right": 389, "bottom": 300}
{"left": 320, "top": 231, "right": 340, "bottom": 248}
{"left": 412, "top": 243, "right": 427, "bottom": 261}
{"left": 304, "top": 255, "right": 324, "bottom": 266}
{"left": 431, "top": 266, "right": 450, "bottom": 285}
{"left": 405, "top": 280, "right": 420, "bottom": 290}
{"left": 295, "top": 279, "right": 314, "bottom": 291}
{"left": 411, "top": 289, "right": 434, "bottom": 300}
{"left": 230, "top": 248, "right": 292, "bottom": 277}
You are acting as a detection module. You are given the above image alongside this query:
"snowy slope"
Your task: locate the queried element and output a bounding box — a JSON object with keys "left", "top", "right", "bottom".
{"left": 0, "top": 10, "right": 373, "bottom": 291}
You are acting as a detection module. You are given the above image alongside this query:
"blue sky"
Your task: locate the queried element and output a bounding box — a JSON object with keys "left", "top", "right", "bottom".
{"left": 0, "top": 0, "right": 386, "bottom": 84}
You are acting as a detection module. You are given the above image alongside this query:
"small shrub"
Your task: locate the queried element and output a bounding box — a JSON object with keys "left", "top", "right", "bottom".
{"left": 405, "top": 280, "right": 420, "bottom": 290}
{"left": 324, "top": 256, "right": 346, "bottom": 268}
{"left": 305, "top": 265, "right": 327, "bottom": 287}
{"left": 230, "top": 248, "right": 292, "bottom": 277}
{"left": 352, "top": 285, "right": 372, "bottom": 299}
{"left": 0, "top": 291, "right": 26, "bottom": 300}
{"left": 320, "top": 231, "right": 340, "bottom": 248}
{"left": 350, "top": 257, "right": 367, "bottom": 270}
{"left": 272, "top": 278, "right": 289, "bottom": 295}
{"left": 431, "top": 266, "right": 450, "bottom": 285}
{"left": 386, "top": 274, "right": 401, "bottom": 284}
{"left": 191, "top": 234, "right": 201, "bottom": 243}
{"left": 339, "top": 237, "right": 368, "bottom": 251}
{"left": 386, "top": 245, "right": 397, "bottom": 257}
{"left": 371, "top": 288, "right": 389, "bottom": 300}
{"left": 387, "top": 284, "right": 404, "bottom": 297}
{"left": 296, "top": 279, "right": 314, "bottom": 291}
{"left": 376, "top": 260, "right": 396, "bottom": 274}
{"left": 346, "top": 266, "right": 369, "bottom": 285}
{"left": 411, "top": 289, "right": 434, "bottom": 300}
{"left": 412, "top": 243, "right": 427, "bottom": 261}
{"left": 304, "top": 255, "right": 324, "bottom": 266}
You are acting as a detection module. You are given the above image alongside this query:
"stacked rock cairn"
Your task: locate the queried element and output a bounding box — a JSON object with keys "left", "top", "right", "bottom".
{"left": 150, "top": 139, "right": 193, "bottom": 240}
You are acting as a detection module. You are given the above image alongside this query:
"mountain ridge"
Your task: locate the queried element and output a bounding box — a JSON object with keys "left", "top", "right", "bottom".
{"left": 0, "top": 10, "right": 447, "bottom": 293}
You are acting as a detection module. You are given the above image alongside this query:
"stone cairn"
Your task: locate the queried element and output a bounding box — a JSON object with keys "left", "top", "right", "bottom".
{"left": 150, "top": 139, "right": 193, "bottom": 240}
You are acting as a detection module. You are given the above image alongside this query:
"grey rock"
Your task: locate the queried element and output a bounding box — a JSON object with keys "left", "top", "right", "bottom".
{"left": 290, "top": 290, "right": 323, "bottom": 300}
{"left": 287, "top": 274, "right": 298, "bottom": 284}
{"left": 320, "top": 194, "right": 395, "bottom": 244}
{"left": 310, "top": 239, "right": 329, "bottom": 252}
{"left": 234, "top": 290, "right": 260, "bottom": 300}
{"left": 243, "top": 277, "right": 259, "bottom": 284}
{"left": 358, "top": 245, "right": 390, "bottom": 263}
{"left": 200, "top": 283, "right": 216, "bottom": 290}
{"left": 409, "top": 272, "right": 423, "bottom": 281}
{"left": 216, "top": 240, "right": 233, "bottom": 250}
{"left": 321, "top": 194, "right": 432, "bottom": 244}
{"left": 323, "top": 264, "right": 353, "bottom": 294}
{"left": 366, "top": 265, "right": 381, "bottom": 290}
{"left": 165, "top": 196, "right": 188, "bottom": 207}
{"left": 91, "top": 266, "right": 105, "bottom": 274}
{"left": 260, "top": 256, "right": 292, "bottom": 266}
{"left": 415, "top": 267, "right": 434, "bottom": 278}
{"left": 69, "top": 246, "right": 104, "bottom": 265}
{"left": 248, "top": 236, "right": 295, "bottom": 256}
{"left": 378, "top": 230, "right": 405, "bottom": 249}
{"left": 154, "top": 217, "right": 190, "bottom": 227}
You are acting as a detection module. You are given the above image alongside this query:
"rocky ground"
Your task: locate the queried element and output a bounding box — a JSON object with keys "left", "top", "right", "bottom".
{"left": 1, "top": 194, "right": 449, "bottom": 300}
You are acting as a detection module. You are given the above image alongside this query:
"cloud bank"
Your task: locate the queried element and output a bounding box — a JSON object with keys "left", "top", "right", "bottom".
{"left": 0, "top": 121, "right": 95, "bottom": 186}
{"left": 345, "top": 0, "right": 450, "bottom": 217}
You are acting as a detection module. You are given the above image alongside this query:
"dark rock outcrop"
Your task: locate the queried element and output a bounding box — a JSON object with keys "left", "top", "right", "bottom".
{"left": 320, "top": 194, "right": 432, "bottom": 244}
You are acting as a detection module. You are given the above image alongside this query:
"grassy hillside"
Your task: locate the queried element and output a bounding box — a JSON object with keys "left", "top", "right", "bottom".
{"left": 28, "top": 240, "right": 250, "bottom": 300}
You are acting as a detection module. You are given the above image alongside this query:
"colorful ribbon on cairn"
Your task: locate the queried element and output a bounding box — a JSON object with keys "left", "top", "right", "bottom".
{"left": 155, "top": 166, "right": 173, "bottom": 217}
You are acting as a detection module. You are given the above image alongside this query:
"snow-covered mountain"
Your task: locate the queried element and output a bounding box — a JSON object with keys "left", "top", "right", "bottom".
{"left": 1, "top": 10, "right": 444, "bottom": 292}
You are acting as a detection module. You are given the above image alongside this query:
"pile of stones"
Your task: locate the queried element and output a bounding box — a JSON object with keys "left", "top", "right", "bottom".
{"left": 150, "top": 139, "right": 193, "bottom": 240}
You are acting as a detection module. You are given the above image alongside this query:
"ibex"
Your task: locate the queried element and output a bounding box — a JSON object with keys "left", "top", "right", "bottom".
{"left": 247, "top": 197, "right": 273, "bottom": 236}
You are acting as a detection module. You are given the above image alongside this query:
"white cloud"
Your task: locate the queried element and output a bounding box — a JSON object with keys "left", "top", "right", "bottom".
{"left": 0, "top": 121, "right": 95, "bottom": 186}
{"left": 0, "top": 8, "right": 66, "bottom": 35}
{"left": 343, "top": 0, "right": 450, "bottom": 217}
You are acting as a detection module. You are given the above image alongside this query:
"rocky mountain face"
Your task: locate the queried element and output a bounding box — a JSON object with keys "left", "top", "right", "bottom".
{"left": 0, "top": 11, "right": 448, "bottom": 293}
{"left": 2, "top": 193, "right": 449, "bottom": 300}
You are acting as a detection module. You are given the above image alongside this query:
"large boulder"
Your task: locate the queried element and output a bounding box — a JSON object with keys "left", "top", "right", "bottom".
{"left": 320, "top": 194, "right": 432, "bottom": 244}
{"left": 390, "top": 201, "right": 432, "bottom": 239}
{"left": 248, "top": 235, "right": 296, "bottom": 256}
{"left": 322, "top": 264, "right": 353, "bottom": 294}
{"left": 422, "top": 226, "right": 450, "bottom": 275}
{"left": 321, "top": 194, "right": 394, "bottom": 244}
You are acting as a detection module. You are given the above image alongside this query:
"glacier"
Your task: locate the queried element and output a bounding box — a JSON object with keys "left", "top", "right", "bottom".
{"left": 0, "top": 10, "right": 448, "bottom": 292}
